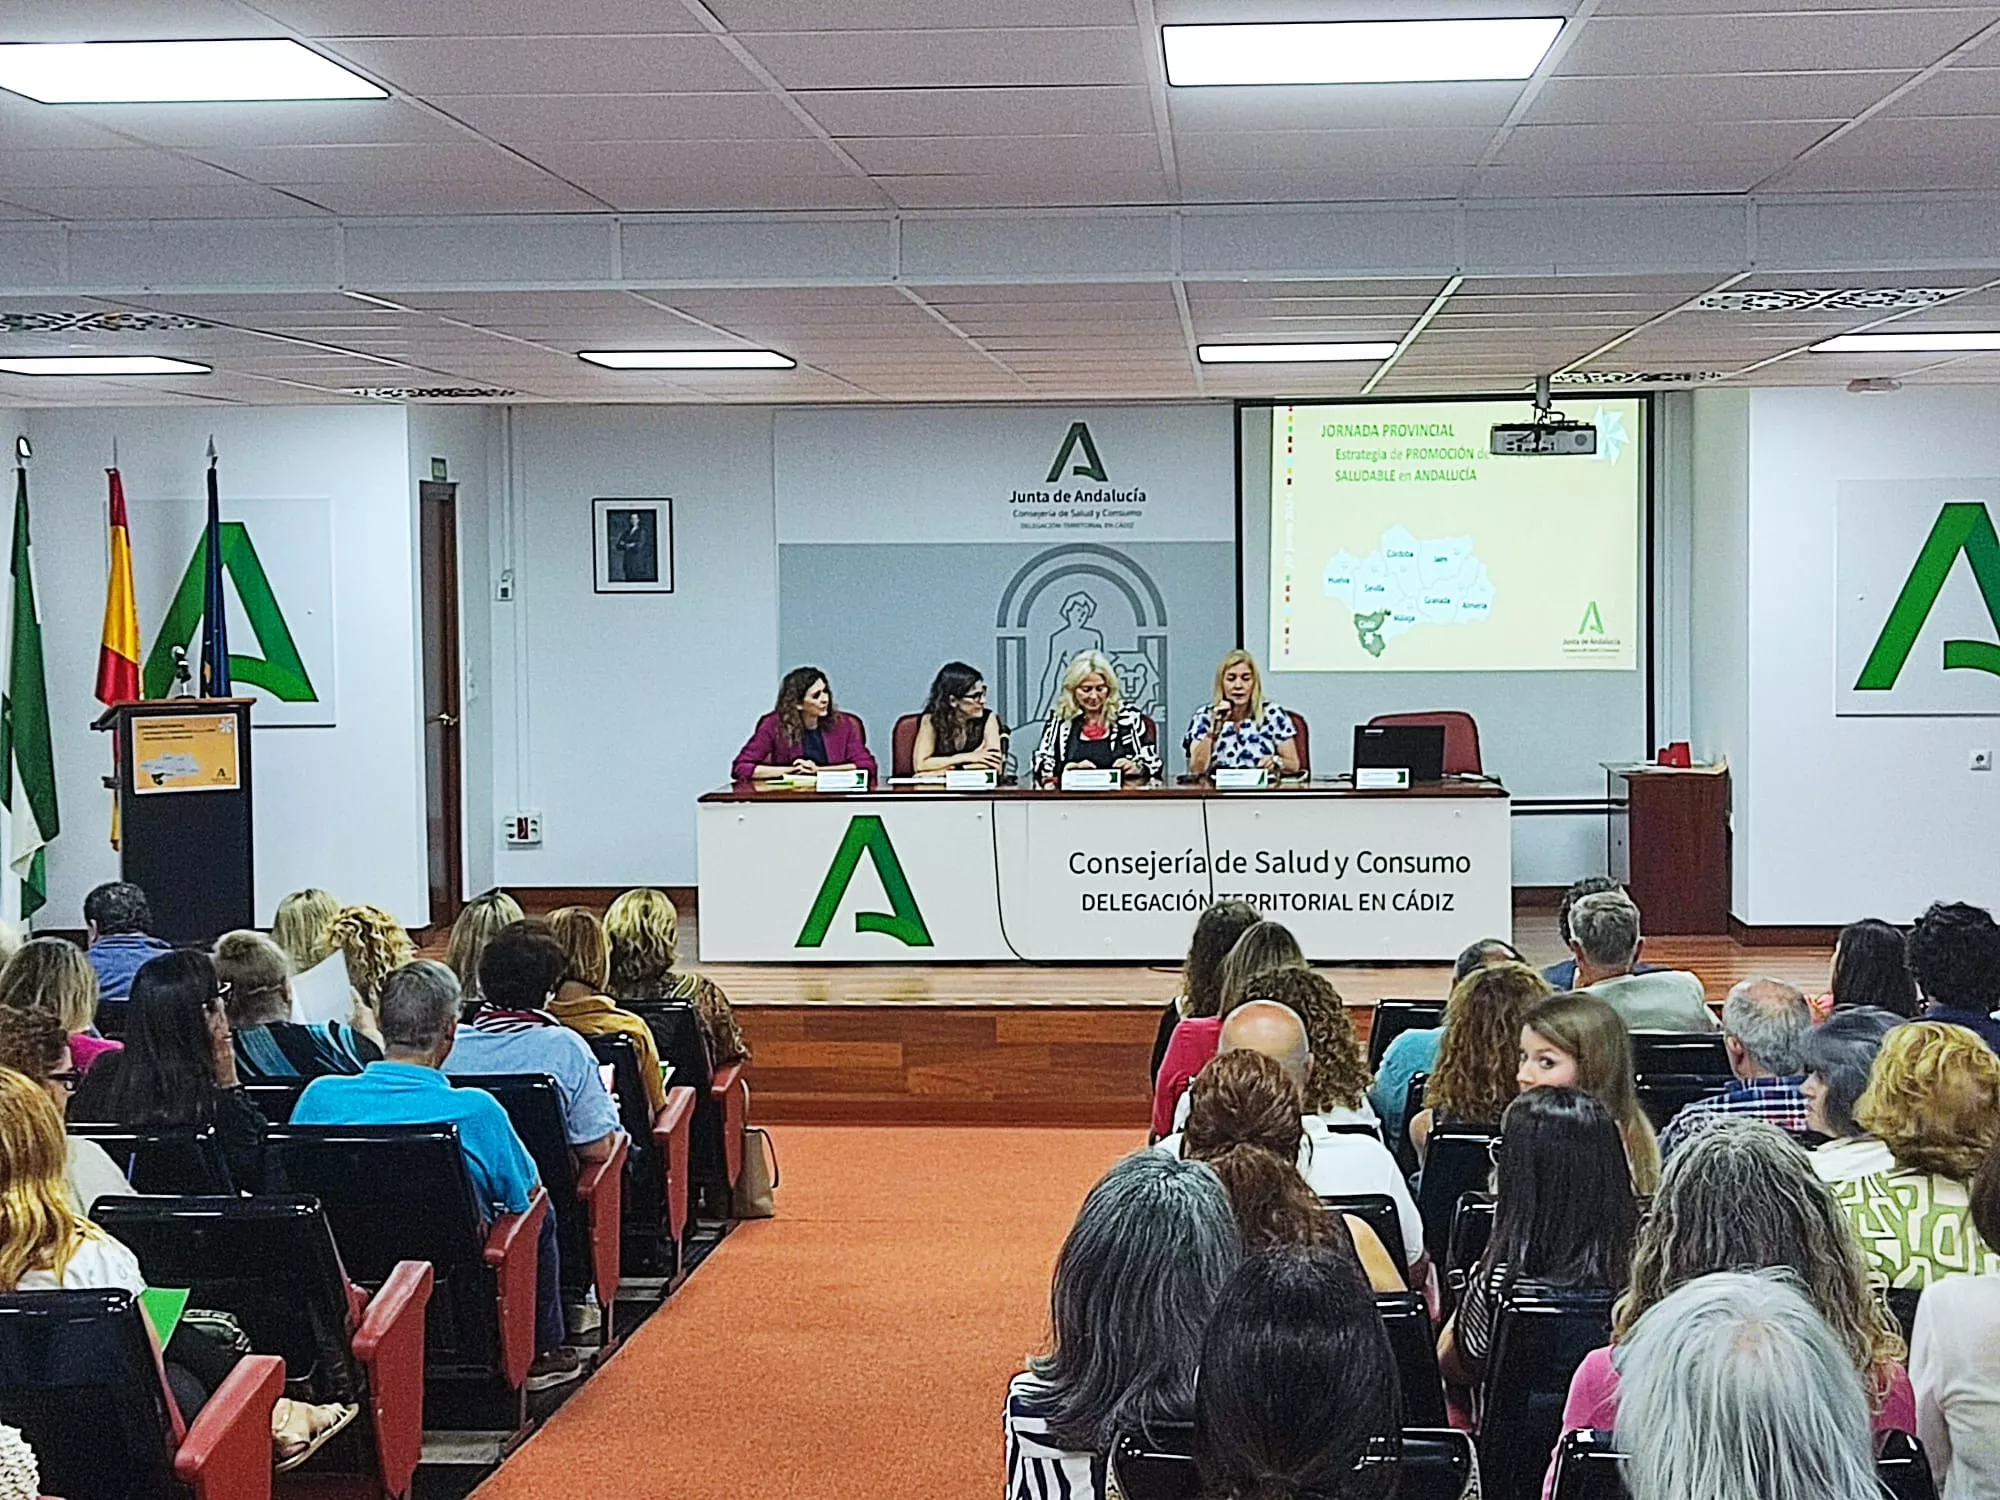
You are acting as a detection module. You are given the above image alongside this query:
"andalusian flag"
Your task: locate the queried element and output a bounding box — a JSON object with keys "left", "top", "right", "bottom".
{"left": 95, "top": 468, "right": 142, "bottom": 705}
{"left": 2, "top": 463, "right": 58, "bottom": 917}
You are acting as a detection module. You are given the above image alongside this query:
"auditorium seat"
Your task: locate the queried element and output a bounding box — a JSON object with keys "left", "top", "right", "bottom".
{"left": 268, "top": 1124, "right": 547, "bottom": 1433}
{"left": 1628, "top": 1032, "right": 1729, "bottom": 1077}
{"left": 1886, "top": 1286, "right": 1923, "bottom": 1347}
{"left": 1395, "top": 1071, "right": 1429, "bottom": 1178}
{"left": 1417, "top": 1124, "right": 1497, "bottom": 1269}
{"left": 627, "top": 1002, "right": 745, "bottom": 1210}
{"left": 1368, "top": 999, "right": 1446, "bottom": 1071}
{"left": 0, "top": 1289, "right": 284, "bottom": 1500}
{"left": 1110, "top": 1423, "right": 1474, "bottom": 1500}
{"left": 452, "top": 1073, "right": 628, "bottom": 1342}
{"left": 1289, "top": 710, "right": 1310, "bottom": 775}
{"left": 96, "top": 1195, "right": 433, "bottom": 1500}
{"left": 1446, "top": 1193, "right": 1496, "bottom": 1298}
{"left": 241, "top": 1079, "right": 306, "bottom": 1124}
{"left": 1321, "top": 1193, "right": 1408, "bottom": 1274}
{"left": 1367, "top": 711, "right": 1483, "bottom": 776}
{"left": 1374, "top": 1291, "right": 1450, "bottom": 1426}
{"left": 68, "top": 1122, "right": 235, "bottom": 1195}
{"left": 1551, "top": 1427, "right": 1940, "bottom": 1500}
{"left": 890, "top": 713, "right": 921, "bottom": 779}
{"left": 587, "top": 1031, "right": 697, "bottom": 1278}
{"left": 1479, "top": 1284, "right": 1615, "bottom": 1500}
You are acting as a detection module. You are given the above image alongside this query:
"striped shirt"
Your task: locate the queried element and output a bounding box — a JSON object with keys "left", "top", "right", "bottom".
{"left": 1006, "top": 1373, "right": 1109, "bottom": 1500}
{"left": 1659, "top": 1076, "right": 1810, "bottom": 1156}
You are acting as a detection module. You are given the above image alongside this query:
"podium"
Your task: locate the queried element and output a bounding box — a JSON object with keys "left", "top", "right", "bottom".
{"left": 1605, "top": 762, "right": 1729, "bottom": 936}
{"left": 92, "top": 698, "right": 255, "bottom": 944}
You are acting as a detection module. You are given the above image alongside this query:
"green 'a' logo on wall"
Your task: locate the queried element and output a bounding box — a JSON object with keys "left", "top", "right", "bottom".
{"left": 1578, "top": 600, "right": 1605, "bottom": 635}
{"left": 1045, "top": 421, "right": 1108, "bottom": 484}
{"left": 797, "top": 815, "right": 933, "bottom": 948}
{"left": 142, "top": 522, "right": 319, "bottom": 702}
{"left": 1855, "top": 502, "right": 2000, "bottom": 691}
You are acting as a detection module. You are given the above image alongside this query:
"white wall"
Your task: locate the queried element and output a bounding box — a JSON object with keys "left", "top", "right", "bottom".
{"left": 1689, "top": 390, "right": 1752, "bottom": 915}
{"left": 15, "top": 406, "right": 428, "bottom": 928}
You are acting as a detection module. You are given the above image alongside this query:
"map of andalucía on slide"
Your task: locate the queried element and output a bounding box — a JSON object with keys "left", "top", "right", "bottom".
{"left": 1322, "top": 526, "right": 1495, "bottom": 658}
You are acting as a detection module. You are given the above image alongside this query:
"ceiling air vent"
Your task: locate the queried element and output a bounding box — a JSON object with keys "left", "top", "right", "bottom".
{"left": 1552, "top": 371, "right": 1722, "bottom": 386}
{"left": 344, "top": 386, "right": 518, "bottom": 402}
{"left": 1692, "top": 288, "right": 1960, "bottom": 314}
{"left": 0, "top": 310, "right": 214, "bottom": 334}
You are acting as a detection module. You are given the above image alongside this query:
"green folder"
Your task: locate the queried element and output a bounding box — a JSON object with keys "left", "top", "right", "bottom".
{"left": 137, "top": 1287, "right": 190, "bottom": 1349}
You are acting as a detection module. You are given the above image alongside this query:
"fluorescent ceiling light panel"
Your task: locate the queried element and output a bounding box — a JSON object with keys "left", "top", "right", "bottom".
{"left": 1164, "top": 18, "right": 1563, "bottom": 86}
{"left": 1197, "top": 342, "right": 1399, "bottom": 364}
{"left": 1811, "top": 331, "right": 2000, "bottom": 353}
{"left": 0, "top": 40, "right": 384, "bottom": 104}
{"left": 0, "top": 355, "right": 209, "bottom": 376}
{"left": 578, "top": 349, "right": 796, "bottom": 370}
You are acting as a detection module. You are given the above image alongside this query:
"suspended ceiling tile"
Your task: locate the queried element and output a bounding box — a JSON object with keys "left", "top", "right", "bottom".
{"left": 322, "top": 35, "right": 761, "bottom": 95}
{"left": 736, "top": 27, "right": 1146, "bottom": 90}
{"left": 796, "top": 86, "right": 1154, "bottom": 138}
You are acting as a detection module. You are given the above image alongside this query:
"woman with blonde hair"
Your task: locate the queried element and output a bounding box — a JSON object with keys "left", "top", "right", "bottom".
{"left": 1408, "top": 960, "right": 1552, "bottom": 1162}
{"left": 1830, "top": 1020, "right": 2000, "bottom": 1285}
{"left": 545, "top": 906, "right": 669, "bottom": 1114}
{"left": 603, "top": 889, "right": 748, "bottom": 1067}
{"left": 1152, "top": 920, "right": 1308, "bottom": 1138}
{"left": 445, "top": 890, "right": 523, "bottom": 1003}
{"left": 1184, "top": 649, "right": 1300, "bottom": 779}
{"left": 0, "top": 938, "right": 119, "bottom": 1072}
{"left": 1516, "top": 990, "right": 1661, "bottom": 1193}
{"left": 1030, "top": 651, "right": 1160, "bottom": 784}
{"left": 270, "top": 888, "right": 340, "bottom": 974}
{"left": 326, "top": 904, "right": 416, "bottom": 1016}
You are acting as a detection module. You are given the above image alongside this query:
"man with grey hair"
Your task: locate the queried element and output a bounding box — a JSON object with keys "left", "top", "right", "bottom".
{"left": 1156, "top": 1000, "right": 1423, "bottom": 1272}
{"left": 1571, "top": 889, "right": 1718, "bottom": 1032}
{"left": 1658, "top": 978, "right": 1814, "bottom": 1155}
{"left": 292, "top": 959, "right": 583, "bottom": 1390}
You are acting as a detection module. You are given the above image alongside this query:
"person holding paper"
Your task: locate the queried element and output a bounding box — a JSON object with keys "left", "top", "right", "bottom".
{"left": 1030, "top": 651, "right": 1160, "bottom": 785}
{"left": 213, "top": 930, "right": 381, "bottom": 1080}
{"left": 912, "top": 662, "right": 1004, "bottom": 773}
{"left": 1185, "top": 650, "right": 1299, "bottom": 779}
{"left": 732, "top": 666, "right": 877, "bottom": 782}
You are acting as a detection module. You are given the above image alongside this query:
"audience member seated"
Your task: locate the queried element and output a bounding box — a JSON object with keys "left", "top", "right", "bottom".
{"left": 1818, "top": 917, "right": 1919, "bottom": 1020}
{"left": 1194, "top": 1246, "right": 1402, "bottom": 1500}
{"left": 80, "top": 881, "right": 171, "bottom": 1002}
{"left": 1153, "top": 919, "right": 1306, "bottom": 1139}
{"left": 1436, "top": 1087, "right": 1638, "bottom": 1394}
{"left": 1799, "top": 1007, "right": 1904, "bottom": 1186}
{"left": 326, "top": 903, "right": 417, "bottom": 1013}
{"left": 1158, "top": 1002, "right": 1420, "bottom": 1280}
{"left": 213, "top": 930, "right": 381, "bottom": 1080}
{"left": 443, "top": 923, "right": 622, "bottom": 1165}
{"left": 1005, "top": 1152, "right": 1240, "bottom": 1500}
{"left": 292, "top": 959, "right": 583, "bottom": 1391}
{"left": 1614, "top": 1271, "right": 1882, "bottom": 1500}
{"left": 1567, "top": 891, "right": 1718, "bottom": 1033}
{"left": 1829, "top": 1019, "right": 2000, "bottom": 1286}
{"left": 544, "top": 906, "right": 668, "bottom": 1115}
{"left": 1370, "top": 936, "right": 1523, "bottom": 1145}
{"left": 446, "top": 888, "right": 524, "bottom": 1003}
{"left": 69, "top": 950, "right": 271, "bottom": 1193}
{"left": 1517, "top": 992, "right": 1661, "bottom": 1193}
{"left": 1555, "top": 1117, "right": 1913, "bottom": 1477}
{"left": 1542, "top": 878, "right": 1663, "bottom": 992}
{"left": 1149, "top": 900, "right": 1261, "bottom": 1087}
{"left": 1906, "top": 901, "right": 2000, "bottom": 1053}
{"left": 0, "top": 936, "right": 119, "bottom": 1072}
{"left": 1247, "top": 968, "right": 1378, "bottom": 1128}
{"left": 0, "top": 1005, "right": 131, "bottom": 1213}
{"left": 603, "top": 887, "right": 751, "bottom": 1068}
{"left": 1657, "top": 978, "right": 1813, "bottom": 1155}
{"left": 1177, "top": 1051, "right": 1403, "bottom": 1291}
{"left": 270, "top": 886, "right": 340, "bottom": 976}
{"left": 1408, "top": 960, "right": 1552, "bottom": 1161}
{"left": 0, "top": 1067, "right": 353, "bottom": 1468}
{"left": 1912, "top": 1136, "right": 2000, "bottom": 1499}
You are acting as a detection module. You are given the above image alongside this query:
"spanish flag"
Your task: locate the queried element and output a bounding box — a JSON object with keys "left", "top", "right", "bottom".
{"left": 94, "top": 468, "right": 141, "bottom": 706}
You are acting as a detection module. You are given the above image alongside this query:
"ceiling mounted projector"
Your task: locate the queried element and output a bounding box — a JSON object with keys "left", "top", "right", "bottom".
{"left": 1491, "top": 376, "right": 1598, "bottom": 456}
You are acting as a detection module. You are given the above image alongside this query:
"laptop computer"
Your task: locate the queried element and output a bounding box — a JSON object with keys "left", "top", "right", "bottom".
{"left": 1352, "top": 724, "right": 1447, "bottom": 785}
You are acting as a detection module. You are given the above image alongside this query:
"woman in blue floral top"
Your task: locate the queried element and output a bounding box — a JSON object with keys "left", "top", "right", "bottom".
{"left": 1185, "top": 650, "right": 1301, "bottom": 778}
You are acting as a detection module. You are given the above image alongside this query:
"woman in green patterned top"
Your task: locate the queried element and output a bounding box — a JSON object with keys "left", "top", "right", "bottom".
{"left": 603, "top": 888, "right": 749, "bottom": 1068}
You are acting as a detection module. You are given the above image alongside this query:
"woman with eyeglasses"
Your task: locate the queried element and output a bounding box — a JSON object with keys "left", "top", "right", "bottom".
{"left": 70, "top": 950, "right": 271, "bottom": 1193}
{"left": 0, "top": 1005, "right": 131, "bottom": 1213}
{"left": 911, "top": 662, "right": 1005, "bottom": 774}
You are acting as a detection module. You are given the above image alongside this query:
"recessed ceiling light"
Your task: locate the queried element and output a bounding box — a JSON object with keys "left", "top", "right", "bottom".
{"left": 1163, "top": 19, "right": 1563, "bottom": 87}
{"left": 0, "top": 40, "right": 385, "bottom": 104}
{"left": 1196, "top": 342, "right": 1399, "bottom": 364}
{"left": 1811, "top": 331, "right": 2000, "bottom": 354}
{"left": 0, "top": 355, "right": 210, "bottom": 376}
{"left": 578, "top": 349, "right": 796, "bottom": 370}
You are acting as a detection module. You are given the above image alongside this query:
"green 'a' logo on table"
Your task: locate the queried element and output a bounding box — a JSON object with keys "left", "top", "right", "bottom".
{"left": 1045, "top": 421, "right": 1108, "bottom": 484}
{"left": 797, "top": 815, "right": 933, "bottom": 948}
{"left": 1855, "top": 502, "right": 2000, "bottom": 691}
{"left": 141, "top": 522, "right": 319, "bottom": 702}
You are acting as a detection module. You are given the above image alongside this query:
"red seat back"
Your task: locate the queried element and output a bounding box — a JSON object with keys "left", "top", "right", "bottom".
{"left": 891, "top": 713, "right": 921, "bottom": 778}
{"left": 1367, "top": 711, "right": 1481, "bottom": 775}
{"left": 1290, "top": 710, "right": 1311, "bottom": 774}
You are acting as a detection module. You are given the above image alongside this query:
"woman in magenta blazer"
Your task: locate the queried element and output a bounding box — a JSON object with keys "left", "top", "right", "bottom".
{"left": 732, "top": 666, "right": 878, "bottom": 782}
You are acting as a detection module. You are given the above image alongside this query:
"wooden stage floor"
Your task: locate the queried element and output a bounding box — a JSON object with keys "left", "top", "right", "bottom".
{"left": 686, "top": 903, "right": 1835, "bottom": 1126}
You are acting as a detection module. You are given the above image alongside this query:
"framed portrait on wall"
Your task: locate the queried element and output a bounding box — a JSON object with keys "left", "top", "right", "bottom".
{"left": 593, "top": 498, "right": 674, "bottom": 594}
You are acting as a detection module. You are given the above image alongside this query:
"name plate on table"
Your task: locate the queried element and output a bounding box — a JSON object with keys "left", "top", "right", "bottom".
{"left": 1355, "top": 767, "right": 1410, "bottom": 790}
{"left": 1060, "top": 767, "right": 1123, "bottom": 792}
{"left": 815, "top": 769, "right": 868, "bottom": 793}
{"left": 1214, "top": 767, "right": 1271, "bottom": 790}
{"left": 945, "top": 768, "right": 998, "bottom": 791}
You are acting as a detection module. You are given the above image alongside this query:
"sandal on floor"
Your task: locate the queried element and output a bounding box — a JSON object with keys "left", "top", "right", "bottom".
{"left": 273, "top": 1399, "right": 358, "bottom": 1473}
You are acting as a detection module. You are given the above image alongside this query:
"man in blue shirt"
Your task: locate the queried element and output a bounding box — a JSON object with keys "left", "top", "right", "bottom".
{"left": 83, "top": 882, "right": 173, "bottom": 1000}
{"left": 1908, "top": 901, "right": 2000, "bottom": 1055}
{"left": 293, "top": 959, "right": 582, "bottom": 1390}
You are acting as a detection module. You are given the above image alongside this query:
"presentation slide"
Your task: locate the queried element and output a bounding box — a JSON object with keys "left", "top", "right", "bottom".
{"left": 1268, "top": 398, "right": 1644, "bottom": 672}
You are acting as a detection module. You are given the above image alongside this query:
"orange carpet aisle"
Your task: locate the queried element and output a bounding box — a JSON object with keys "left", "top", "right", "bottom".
{"left": 473, "top": 1125, "right": 1143, "bottom": 1500}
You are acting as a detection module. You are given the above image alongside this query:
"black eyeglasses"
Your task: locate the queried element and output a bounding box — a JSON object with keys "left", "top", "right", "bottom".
{"left": 46, "top": 1070, "right": 83, "bottom": 1095}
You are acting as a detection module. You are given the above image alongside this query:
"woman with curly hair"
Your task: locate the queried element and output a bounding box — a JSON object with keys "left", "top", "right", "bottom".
{"left": 1241, "top": 967, "right": 1373, "bottom": 1120}
{"left": 325, "top": 906, "right": 415, "bottom": 1044}
{"left": 1408, "top": 959, "right": 1551, "bottom": 1162}
{"left": 1830, "top": 1020, "right": 2000, "bottom": 1286}
{"left": 1552, "top": 1116, "right": 1913, "bottom": 1492}
{"left": 603, "top": 889, "right": 748, "bottom": 1067}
